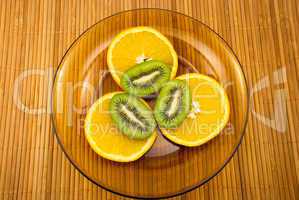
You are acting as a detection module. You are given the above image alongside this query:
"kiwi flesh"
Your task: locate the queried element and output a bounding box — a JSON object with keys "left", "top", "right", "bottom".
{"left": 154, "top": 80, "right": 192, "bottom": 128}
{"left": 120, "top": 60, "right": 171, "bottom": 97}
{"left": 109, "top": 93, "right": 156, "bottom": 139}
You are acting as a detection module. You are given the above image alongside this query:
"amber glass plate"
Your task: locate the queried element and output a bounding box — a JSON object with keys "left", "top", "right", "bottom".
{"left": 51, "top": 8, "right": 249, "bottom": 199}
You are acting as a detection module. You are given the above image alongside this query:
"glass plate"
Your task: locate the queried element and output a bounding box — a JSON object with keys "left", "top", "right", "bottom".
{"left": 51, "top": 8, "right": 249, "bottom": 199}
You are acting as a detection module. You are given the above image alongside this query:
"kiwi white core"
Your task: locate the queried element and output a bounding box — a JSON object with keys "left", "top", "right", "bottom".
{"left": 120, "top": 105, "right": 145, "bottom": 128}
{"left": 132, "top": 70, "right": 161, "bottom": 86}
{"left": 166, "top": 89, "right": 182, "bottom": 117}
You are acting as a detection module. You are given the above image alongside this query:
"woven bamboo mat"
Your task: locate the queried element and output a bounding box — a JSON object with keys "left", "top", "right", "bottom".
{"left": 0, "top": 0, "right": 298, "bottom": 199}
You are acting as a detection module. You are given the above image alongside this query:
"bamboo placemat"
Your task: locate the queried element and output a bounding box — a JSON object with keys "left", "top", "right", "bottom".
{"left": 0, "top": 0, "right": 298, "bottom": 199}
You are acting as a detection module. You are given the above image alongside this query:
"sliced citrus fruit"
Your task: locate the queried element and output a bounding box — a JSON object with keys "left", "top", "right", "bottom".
{"left": 159, "top": 73, "right": 230, "bottom": 147}
{"left": 107, "top": 26, "right": 178, "bottom": 85}
{"left": 84, "top": 92, "right": 157, "bottom": 162}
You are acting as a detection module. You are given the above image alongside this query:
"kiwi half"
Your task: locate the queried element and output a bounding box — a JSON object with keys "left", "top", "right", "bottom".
{"left": 109, "top": 93, "right": 156, "bottom": 139}
{"left": 154, "top": 80, "right": 192, "bottom": 128}
{"left": 120, "top": 60, "right": 171, "bottom": 97}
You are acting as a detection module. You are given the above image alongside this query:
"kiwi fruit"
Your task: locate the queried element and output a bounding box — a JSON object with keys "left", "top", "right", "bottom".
{"left": 120, "top": 60, "right": 171, "bottom": 97}
{"left": 109, "top": 93, "right": 156, "bottom": 139}
{"left": 154, "top": 80, "right": 192, "bottom": 128}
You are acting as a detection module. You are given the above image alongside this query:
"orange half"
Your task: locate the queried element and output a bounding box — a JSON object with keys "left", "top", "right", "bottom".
{"left": 107, "top": 26, "right": 178, "bottom": 86}
{"left": 159, "top": 73, "right": 230, "bottom": 147}
{"left": 84, "top": 92, "right": 157, "bottom": 162}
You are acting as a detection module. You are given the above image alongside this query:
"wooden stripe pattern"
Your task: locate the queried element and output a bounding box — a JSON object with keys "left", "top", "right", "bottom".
{"left": 0, "top": 0, "right": 298, "bottom": 199}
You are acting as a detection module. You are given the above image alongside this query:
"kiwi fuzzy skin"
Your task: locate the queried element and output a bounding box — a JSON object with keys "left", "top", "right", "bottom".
{"left": 109, "top": 93, "right": 156, "bottom": 139}
{"left": 120, "top": 60, "right": 171, "bottom": 97}
{"left": 154, "top": 80, "right": 192, "bottom": 128}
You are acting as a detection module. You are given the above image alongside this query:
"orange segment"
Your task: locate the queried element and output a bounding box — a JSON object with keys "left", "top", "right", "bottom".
{"left": 84, "top": 92, "right": 157, "bottom": 162}
{"left": 107, "top": 26, "right": 178, "bottom": 85}
{"left": 159, "top": 73, "right": 230, "bottom": 147}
